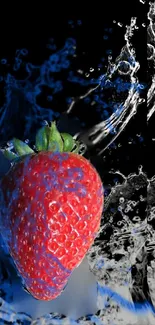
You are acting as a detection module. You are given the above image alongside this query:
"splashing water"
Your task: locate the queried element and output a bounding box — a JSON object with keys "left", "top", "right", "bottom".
{"left": 0, "top": 7, "right": 151, "bottom": 325}
{"left": 147, "top": 1, "right": 155, "bottom": 121}
{"left": 72, "top": 18, "right": 145, "bottom": 155}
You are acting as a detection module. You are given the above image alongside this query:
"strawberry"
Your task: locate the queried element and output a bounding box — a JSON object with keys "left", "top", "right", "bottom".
{"left": 0, "top": 121, "right": 104, "bottom": 301}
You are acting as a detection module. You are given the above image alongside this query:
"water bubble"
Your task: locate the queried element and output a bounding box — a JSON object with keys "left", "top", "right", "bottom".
{"left": 138, "top": 165, "right": 143, "bottom": 173}
{"left": 148, "top": 215, "right": 154, "bottom": 222}
{"left": 108, "top": 55, "right": 112, "bottom": 61}
{"left": 77, "top": 69, "right": 83, "bottom": 74}
{"left": 20, "top": 49, "right": 28, "bottom": 56}
{"left": 132, "top": 216, "right": 141, "bottom": 222}
{"left": 7, "top": 141, "right": 14, "bottom": 148}
{"left": 119, "top": 197, "right": 125, "bottom": 203}
{"left": 117, "top": 60, "right": 131, "bottom": 75}
{"left": 1, "top": 59, "right": 7, "bottom": 64}
{"left": 42, "top": 120, "right": 49, "bottom": 126}
{"left": 13, "top": 58, "right": 22, "bottom": 71}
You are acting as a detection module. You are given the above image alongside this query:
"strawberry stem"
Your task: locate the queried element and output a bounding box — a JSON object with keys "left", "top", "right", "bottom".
{"left": 48, "top": 121, "right": 63, "bottom": 152}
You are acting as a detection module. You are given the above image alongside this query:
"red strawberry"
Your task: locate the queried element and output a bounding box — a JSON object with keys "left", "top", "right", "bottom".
{"left": 0, "top": 122, "right": 104, "bottom": 301}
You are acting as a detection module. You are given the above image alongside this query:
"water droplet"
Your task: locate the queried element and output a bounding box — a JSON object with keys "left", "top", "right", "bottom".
{"left": 118, "top": 60, "right": 131, "bottom": 75}
{"left": 1, "top": 59, "right": 7, "bottom": 64}
{"left": 119, "top": 197, "right": 125, "bottom": 203}
{"left": 147, "top": 44, "right": 154, "bottom": 60}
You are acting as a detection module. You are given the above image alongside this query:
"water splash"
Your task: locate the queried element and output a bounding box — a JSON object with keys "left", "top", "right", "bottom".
{"left": 86, "top": 167, "right": 155, "bottom": 324}
{"left": 147, "top": 1, "right": 155, "bottom": 121}
{"left": 70, "top": 18, "right": 145, "bottom": 155}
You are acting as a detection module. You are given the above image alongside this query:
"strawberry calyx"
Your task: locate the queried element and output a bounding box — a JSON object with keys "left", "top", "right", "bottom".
{"left": 1, "top": 121, "right": 85, "bottom": 162}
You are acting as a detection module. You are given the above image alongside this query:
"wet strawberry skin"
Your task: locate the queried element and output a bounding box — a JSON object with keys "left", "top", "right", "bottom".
{"left": 0, "top": 151, "right": 104, "bottom": 300}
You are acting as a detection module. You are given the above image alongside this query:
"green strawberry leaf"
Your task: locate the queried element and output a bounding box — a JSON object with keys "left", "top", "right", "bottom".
{"left": 35, "top": 126, "right": 49, "bottom": 151}
{"left": 13, "top": 138, "right": 34, "bottom": 156}
{"left": 48, "top": 121, "right": 63, "bottom": 152}
{"left": 60, "top": 133, "right": 75, "bottom": 152}
{"left": 1, "top": 149, "right": 18, "bottom": 161}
